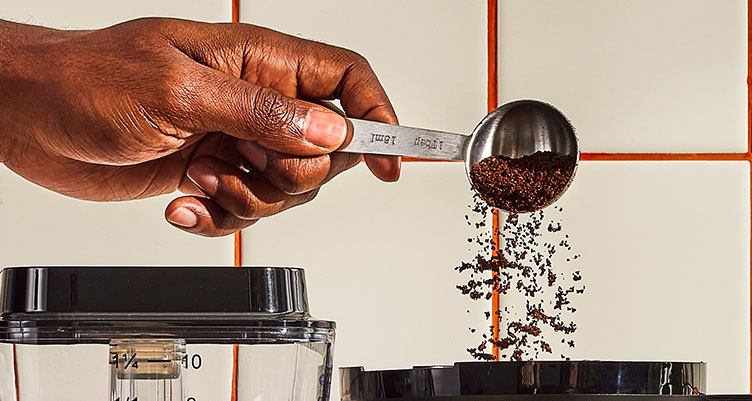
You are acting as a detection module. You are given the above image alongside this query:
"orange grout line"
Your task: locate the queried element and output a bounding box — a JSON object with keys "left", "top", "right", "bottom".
{"left": 487, "top": 0, "right": 498, "bottom": 115}
{"left": 13, "top": 344, "right": 19, "bottom": 401}
{"left": 581, "top": 153, "right": 751, "bottom": 161}
{"left": 234, "top": 232, "right": 242, "bottom": 267}
{"left": 230, "top": 343, "right": 239, "bottom": 401}
{"left": 748, "top": 0, "right": 751, "bottom": 393}
{"left": 407, "top": 153, "right": 752, "bottom": 163}
{"left": 231, "top": 0, "right": 242, "bottom": 269}
{"left": 231, "top": 3, "right": 241, "bottom": 401}
{"left": 748, "top": 0, "right": 751, "bottom": 157}
{"left": 487, "top": 0, "right": 501, "bottom": 361}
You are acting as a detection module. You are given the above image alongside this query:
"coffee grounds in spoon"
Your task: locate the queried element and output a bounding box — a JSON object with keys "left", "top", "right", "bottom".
{"left": 469, "top": 151, "right": 576, "bottom": 213}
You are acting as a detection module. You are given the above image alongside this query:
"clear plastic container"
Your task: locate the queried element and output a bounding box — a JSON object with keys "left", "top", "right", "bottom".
{"left": 0, "top": 267, "right": 335, "bottom": 401}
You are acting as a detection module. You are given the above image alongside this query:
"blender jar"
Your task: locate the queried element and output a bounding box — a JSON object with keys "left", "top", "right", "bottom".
{"left": 0, "top": 266, "right": 335, "bottom": 401}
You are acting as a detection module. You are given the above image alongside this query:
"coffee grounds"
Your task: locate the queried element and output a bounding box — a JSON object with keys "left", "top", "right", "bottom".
{"left": 457, "top": 198, "right": 584, "bottom": 361}
{"left": 469, "top": 151, "right": 576, "bottom": 213}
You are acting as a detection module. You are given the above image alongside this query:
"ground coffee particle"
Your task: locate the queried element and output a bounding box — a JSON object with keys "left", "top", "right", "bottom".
{"left": 457, "top": 193, "right": 584, "bottom": 361}
{"left": 469, "top": 151, "right": 576, "bottom": 213}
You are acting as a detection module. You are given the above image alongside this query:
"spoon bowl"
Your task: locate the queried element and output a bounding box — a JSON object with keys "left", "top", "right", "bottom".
{"left": 466, "top": 100, "right": 579, "bottom": 177}
{"left": 465, "top": 100, "right": 579, "bottom": 212}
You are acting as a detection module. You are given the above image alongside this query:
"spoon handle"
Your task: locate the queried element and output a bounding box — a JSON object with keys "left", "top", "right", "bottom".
{"left": 339, "top": 118, "right": 468, "bottom": 160}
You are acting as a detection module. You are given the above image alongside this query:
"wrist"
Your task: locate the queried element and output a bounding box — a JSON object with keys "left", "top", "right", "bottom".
{"left": 0, "top": 20, "right": 66, "bottom": 164}
{"left": 0, "top": 20, "right": 23, "bottom": 164}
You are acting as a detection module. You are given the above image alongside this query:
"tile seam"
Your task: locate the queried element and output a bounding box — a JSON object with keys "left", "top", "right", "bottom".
{"left": 406, "top": 154, "right": 751, "bottom": 163}
{"left": 232, "top": 0, "right": 242, "bottom": 270}
{"left": 488, "top": 0, "right": 501, "bottom": 361}
{"left": 748, "top": 0, "right": 751, "bottom": 393}
{"left": 231, "top": 3, "right": 241, "bottom": 401}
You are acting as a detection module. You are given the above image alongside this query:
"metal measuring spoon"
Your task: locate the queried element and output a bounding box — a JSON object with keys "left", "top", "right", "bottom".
{"left": 339, "top": 99, "right": 580, "bottom": 212}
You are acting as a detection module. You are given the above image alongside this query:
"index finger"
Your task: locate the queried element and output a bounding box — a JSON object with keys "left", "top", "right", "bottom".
{"left": 295, "top": 46, "right": 397, "bottom": 123}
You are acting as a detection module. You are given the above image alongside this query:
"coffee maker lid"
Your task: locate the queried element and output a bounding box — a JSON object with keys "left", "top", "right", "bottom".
{"left": 0, "top": 266, "right": 312, "bottom": 317}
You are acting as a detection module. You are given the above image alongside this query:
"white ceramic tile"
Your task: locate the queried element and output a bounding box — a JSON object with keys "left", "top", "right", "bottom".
{"left": 241, "top": 0, "right": 487, "bottom": 134}
{"left": 0, "top": 0, "right": 230, "bottom": 28}
{"left": 0, "top": 344, "right": 16, "bottom": 401}
{"left": 498, "top": 0, "right": 747, "bottom": 153}
{"left": 0, "top": 165, "right": 233, "bottom": 266}
{"left": 535, "top": 161, "right": 749, "bottom": 393}
{"left": 242, "top": 162, "right": 490, "bottom": 400}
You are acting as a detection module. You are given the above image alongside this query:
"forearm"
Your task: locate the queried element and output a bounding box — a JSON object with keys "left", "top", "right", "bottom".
{"left": 0, "top": 20, "right": 68, "bottom": 164}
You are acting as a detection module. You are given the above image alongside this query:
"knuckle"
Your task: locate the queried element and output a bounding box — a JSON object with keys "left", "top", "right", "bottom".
{"left": 341, "top": 48, "right": 369, "bottom": 66}
{"left": 146, "top": 62, "right": 198, "bottom": 117}
{"left": 236, "top": 189, "right": 260, "bottom": 219}
{"left": 278, "top": 173, "right": 304, "bottom": 195}
{"left": 345, "top": 153, "right": 363, "bottom": 169}
{"left": 275, "top": 158, "right": 321, "bottom": 195}
{"left": 345, "top": 52, "right": 373, "bottom": 75}
{"left": 300, "top": 188, "right": 320, "bottom": 205}
{"left": 278, "top": 174, "right": 302, "bottom": 195}
{"left": 249, "top": 87, "right": 296, "bottom": 135}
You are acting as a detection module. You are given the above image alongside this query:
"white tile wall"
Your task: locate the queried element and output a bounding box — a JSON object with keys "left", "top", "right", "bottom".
{"left": 241, "top": 0, "right": 487, "bottom": 134}
{"left": 242, "top": 162, "right": 489, "bottom": 400}
{"left": 0, "top": 345, "right": 16, "bottom": 401}
{"left": 0, "top": 0, "right": 230, "bottom": 28}
{"left": 0, "top": 165, "right": 233, "bottom": 266}
{"left": 498, "top": 0, "right": 748, "bottom": 153}
{"left": 538, "top": 161, "right": 750, "bottom": 393}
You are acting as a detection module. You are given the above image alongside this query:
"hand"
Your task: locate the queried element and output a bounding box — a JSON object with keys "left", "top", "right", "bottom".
{"left": 0, "top": 18, "right": 400, "bottom": 236}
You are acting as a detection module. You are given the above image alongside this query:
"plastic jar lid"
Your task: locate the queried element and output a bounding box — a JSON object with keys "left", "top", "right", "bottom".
{"left": 0, "top": 266, "right": 335, "bottom": 344}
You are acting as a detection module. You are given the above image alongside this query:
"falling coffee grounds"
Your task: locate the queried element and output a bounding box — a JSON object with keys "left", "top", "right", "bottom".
{"left": 457, "top": 152, "right": 583, "bottom": 361}
{"left": 469, "top": 151, "right": 576, "bottom": 213}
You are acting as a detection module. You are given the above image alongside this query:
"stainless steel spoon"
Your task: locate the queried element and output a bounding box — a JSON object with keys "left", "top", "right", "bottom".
{"left": 339, "top": 99, "right": 580, "bottom": 212}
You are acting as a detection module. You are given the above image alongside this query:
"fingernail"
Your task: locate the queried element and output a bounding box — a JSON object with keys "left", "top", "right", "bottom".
{"left": 187, "top": 163, "right": 219, "bottom": 196}
{"left": 167, "top": 206, "right": 197, "bottom": 228}
{"left": 302, "top": 109, "right": 347, "bottom": 149}
{"left": 237, "top": 141, "right": 268, "bottom": 171}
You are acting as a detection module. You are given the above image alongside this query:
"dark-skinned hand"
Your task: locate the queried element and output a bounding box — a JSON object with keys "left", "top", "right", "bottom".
{"left": 0, "top": 17, "right": 400, "bottom": 236}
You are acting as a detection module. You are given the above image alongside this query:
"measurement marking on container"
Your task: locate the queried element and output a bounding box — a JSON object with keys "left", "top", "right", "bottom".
{"left": 181, "top": 354, "right": 202, "bottom": 369}
{"left": 110, "top": 352, "right": 139, "bottom": 369}
{"left": 146, "top": 359, "right": 172, "bottom": 363}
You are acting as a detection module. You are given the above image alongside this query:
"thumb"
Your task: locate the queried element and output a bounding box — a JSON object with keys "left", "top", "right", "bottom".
{"left": 183, "top": 64, "right": 347, "bottom": 156}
